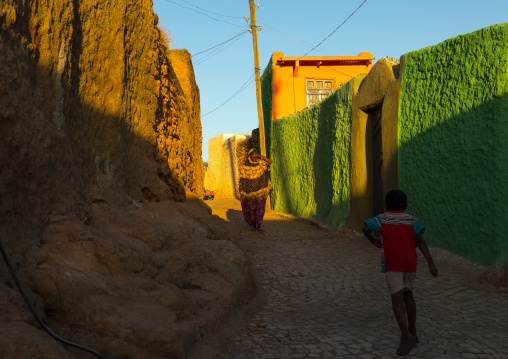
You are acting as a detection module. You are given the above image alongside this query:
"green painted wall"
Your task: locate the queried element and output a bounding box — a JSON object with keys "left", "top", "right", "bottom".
{"left": 270, "top": 80, "right": 353, "bottom": 226}
{"left": 399, "top": 23, "right": 508, "bottom": 266}
{"left": 260, "top": 56, "right": 273, "bottom": 159}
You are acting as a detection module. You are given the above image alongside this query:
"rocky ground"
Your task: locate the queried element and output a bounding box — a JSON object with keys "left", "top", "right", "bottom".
{"left": 202, "top": 198, "right": 508, "bottom": 359}
{"left": 1, "top": 197, "right": 507, "bottom": 359}
{"left": 0, "top": 197, "right": 255, "bottom": 359}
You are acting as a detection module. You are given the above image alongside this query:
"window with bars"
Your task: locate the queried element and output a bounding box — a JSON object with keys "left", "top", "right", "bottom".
{"left": 306, "top": 79, "right": 334, "bottom": 107}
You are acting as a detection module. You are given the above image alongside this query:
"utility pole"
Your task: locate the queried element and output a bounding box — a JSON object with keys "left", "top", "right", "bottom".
{"left": 248, "top": 1, "right": 270, "bottom": 210}
{"left": 248, "top": 0, "right": 266, "bottom": 157}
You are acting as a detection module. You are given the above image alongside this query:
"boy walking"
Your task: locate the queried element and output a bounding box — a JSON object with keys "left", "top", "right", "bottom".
{"left": 363, "top": 189, "right": 438, "bottom": 356}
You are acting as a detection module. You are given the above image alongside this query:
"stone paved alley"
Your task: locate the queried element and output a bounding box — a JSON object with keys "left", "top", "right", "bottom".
{"left": 205, "top": 199, "right": 508, "bottom": 359}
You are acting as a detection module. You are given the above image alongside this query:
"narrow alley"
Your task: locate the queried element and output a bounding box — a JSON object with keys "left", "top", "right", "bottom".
{"left": 205, "top": 199, "right": 508, "bottom": 359}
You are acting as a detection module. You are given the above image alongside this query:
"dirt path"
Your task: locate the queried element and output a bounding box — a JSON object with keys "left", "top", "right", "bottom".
{"left": 205, "top": 198, "right": 508, "bottom": 359}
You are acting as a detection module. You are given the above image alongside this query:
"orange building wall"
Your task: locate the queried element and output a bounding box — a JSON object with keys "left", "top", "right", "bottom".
{"left": 271, "top": 51, "right": 374, "bottom": 120}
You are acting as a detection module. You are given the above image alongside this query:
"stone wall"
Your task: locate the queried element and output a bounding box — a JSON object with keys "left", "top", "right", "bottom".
{"left": 0, "top": 1, "right": 255, "bottom": 358}
{"left": 167, "top": 49, "right": 203, "bottom": 196}
{"left": 0, "top": 0, "right": 203, "bottom": 252}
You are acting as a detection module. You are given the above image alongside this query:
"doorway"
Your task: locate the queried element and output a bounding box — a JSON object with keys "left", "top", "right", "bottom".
{"left": 369, "top": 106, "right": 384, "bottom": 216}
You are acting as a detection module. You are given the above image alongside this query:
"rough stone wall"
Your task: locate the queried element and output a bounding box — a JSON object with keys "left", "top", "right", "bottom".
{"left": 0, "top": 0, "right": 202, "bottom": 247}
{"left": 166, "top": 49, "right": 203, "bottom": 196}
{"left": 0, "top": 2, "right": 255, "bottom": 359}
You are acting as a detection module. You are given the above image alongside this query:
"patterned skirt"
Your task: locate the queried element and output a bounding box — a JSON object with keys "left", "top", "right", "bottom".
{"left": 240, "top": 195, "right": 267, "bottom": 229}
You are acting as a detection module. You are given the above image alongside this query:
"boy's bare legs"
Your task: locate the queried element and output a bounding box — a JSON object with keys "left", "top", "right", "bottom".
{"left": 391, "top": 290, "right": 411, "bottom": 339}
{"left": 404, "top": 290, "right": 417, "bottom": 338}
{"left": 392, "top": 290, "right": 417, "bottom": 355}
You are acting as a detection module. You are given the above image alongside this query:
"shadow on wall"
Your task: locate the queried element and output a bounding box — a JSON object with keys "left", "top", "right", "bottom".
{"left": 270, "top": 113, "right": 309, "bottom": 217}
{"left": 0, "top": 26, "right": 186, "bottom": 260}
{"left": 347, "top": 58, "right": 401, "bottom": 231}
{"left": 272, "top": 156, "right": 292, "bottom": 216}
{"left": 227, "top": 138, "right": 239, "bottom": 199}
{"left": 271, "top": 106, "right": 327, "bottom": 220}
{"left": 312, "top": 95, "right": 336, "bottom": 222}
{"left": 270, "top": 83, "right": 352, "bottom": 227}
{"left": 399, "top": 95, "right": 508, "bottom": 266}
{"left": 260, "top": 56, "right": 274, "bottom": 160}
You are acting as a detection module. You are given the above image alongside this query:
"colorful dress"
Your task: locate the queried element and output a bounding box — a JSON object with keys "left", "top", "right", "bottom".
{"left": 238, "top": 149, "right": 272, "bottom": 229}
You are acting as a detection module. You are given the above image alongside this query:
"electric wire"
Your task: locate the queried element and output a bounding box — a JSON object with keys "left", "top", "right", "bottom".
{"left": 160, "top": 1, "right": 367, "bottom": 122}
{"left": 194, "top": 34, "right": 246, "bottom": 65}
{"left": 202, "top": 73, "right": 256, "bottom": 118}
{"left": 202, "top": 128, "right": 216, "bottom": 135}
{"left": 162, "top": 0, "right": 246, "bottom": 27}
{"left": 194, "top": 31, "right": 249, "bottom": 66}
{"left": 193, "top": 29, "right": 249, "bottom": 57}
{"left": 322, "top": 65, "right": 360, "bottom": 77}
{"left": 178, "top": 0, "right": 243, "bottom": 19}
{"left": 257, "top": 22, "right": 335, "bottom": 56}
{"left": 299, "top": 0, "right": 368, "bottom": 58}
{"left": 0, "top": 237, "right": 121, "bottom": 359}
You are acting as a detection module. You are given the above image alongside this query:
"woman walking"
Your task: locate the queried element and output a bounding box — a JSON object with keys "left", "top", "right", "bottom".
{"left": 238, "top": 128, "right": 272, "bottom": 231}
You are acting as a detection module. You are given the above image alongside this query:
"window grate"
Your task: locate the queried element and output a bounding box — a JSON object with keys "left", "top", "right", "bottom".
{"left": 306, "top": 79, "right": 334, "bottom": 107}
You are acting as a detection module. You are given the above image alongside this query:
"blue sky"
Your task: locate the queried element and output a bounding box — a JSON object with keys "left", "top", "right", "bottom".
{"left": 152, "top": 0, "right": 507, "bottom": 162}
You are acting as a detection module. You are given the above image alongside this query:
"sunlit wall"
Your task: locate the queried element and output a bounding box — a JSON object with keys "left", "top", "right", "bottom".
{"left": 269, "top": 81, "right": 354, "bottom": 227}
{"left": 399, "top": 23, "right": 508, "bottom": 266}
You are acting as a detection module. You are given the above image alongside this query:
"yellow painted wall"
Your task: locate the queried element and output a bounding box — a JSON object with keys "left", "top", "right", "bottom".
{"left": 208, "top": 134, "right": 250, "bottom": 199}
{"left": 348, "top": 58, "right": 401, "bottom": 229}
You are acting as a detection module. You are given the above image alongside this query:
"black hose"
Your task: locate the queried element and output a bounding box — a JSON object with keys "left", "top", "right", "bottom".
{"left": 0, "top": 237, "right": 122, "bottom": 359}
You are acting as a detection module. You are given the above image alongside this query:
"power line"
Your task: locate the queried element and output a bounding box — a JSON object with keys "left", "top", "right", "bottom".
{"left": 194, "top": 31, "right": 249, "bottom": 66}
{"left": 162, "top": 0, "right": 246, "bottom": 27}
{"left": 193, "top": 29, "right": 249, "bottom": 57}
{"left": 257, "top": 22, "right": 335, "bottom": 56}
{"left": 202, "top": 128, "right": 216, "bottom": 135}
{"left": 179, "top": 0, "right": 243, "bottom": 19}
{"left": 202, "top": 73, "right": 256, "bottom": 118}
{"left": 322, "top": 65, "right": 361, "bottom": 77}
{"left": 300, "top": 0, "right": 368, "bottom": 58}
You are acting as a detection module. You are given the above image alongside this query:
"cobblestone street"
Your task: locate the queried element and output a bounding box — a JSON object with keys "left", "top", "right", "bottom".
{"left": 207, "top": 199, "right": 508, "bottom": 359}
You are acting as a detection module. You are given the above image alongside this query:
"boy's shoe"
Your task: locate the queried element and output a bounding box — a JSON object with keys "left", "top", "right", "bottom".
{"left": 407, "top": 335, "right": 419, "bottom": 343}
{"left": 397, "top": 336, "right": 416, "bottom": 356}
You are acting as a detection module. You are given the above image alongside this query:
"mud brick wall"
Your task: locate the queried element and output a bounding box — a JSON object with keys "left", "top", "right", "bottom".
{"left": 0, "top": 0, "right": 203, "bottom": 254}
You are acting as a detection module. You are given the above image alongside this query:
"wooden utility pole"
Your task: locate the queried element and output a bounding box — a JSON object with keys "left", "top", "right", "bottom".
{"left": 248, "top": 1, "right": 271, "bottom": 211}
{"left": 248, "top": 0, "right": 266, "bottom": 157}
